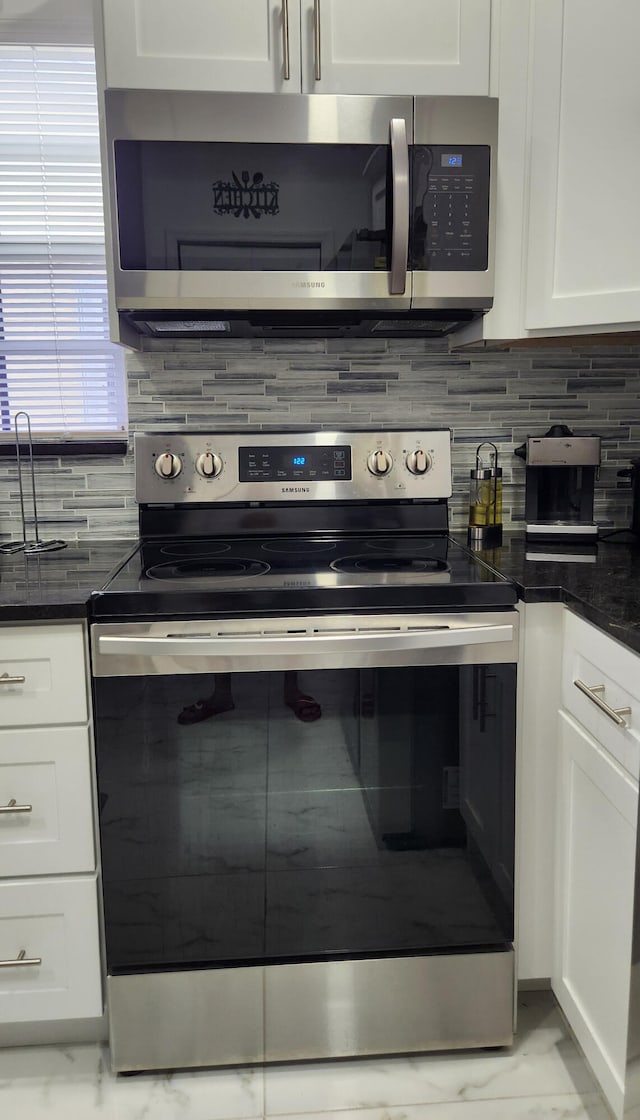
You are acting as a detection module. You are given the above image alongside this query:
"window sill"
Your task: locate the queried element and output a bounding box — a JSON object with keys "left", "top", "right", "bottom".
{"left": 0, "top": 440, "right": 129, "bottom": 458}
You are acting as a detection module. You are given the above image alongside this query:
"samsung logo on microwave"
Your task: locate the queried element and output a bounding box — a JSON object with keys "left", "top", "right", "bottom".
{"left": 292, "top": 281, "right": 325, "bottom": 289}
{"left": 282, "top": 486, "right": 310, "bottom": 493}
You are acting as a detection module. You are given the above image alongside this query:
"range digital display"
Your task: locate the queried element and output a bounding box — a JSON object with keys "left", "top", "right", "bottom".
{"left": 239, "top": 444, "right": 351, "bottom": 483}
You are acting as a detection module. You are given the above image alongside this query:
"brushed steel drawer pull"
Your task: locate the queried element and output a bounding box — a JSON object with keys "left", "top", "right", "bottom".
{"left": 0, "top": 672, "right": 26, "bottom": 685}
{"left": 0, "top": 949, "right": 42, "bottom": 968}
{"left": 574, "top": 679, "right": 632, "bottom": 727}
{"left": 0, "top": 798, "right": 33, "bottom": 814}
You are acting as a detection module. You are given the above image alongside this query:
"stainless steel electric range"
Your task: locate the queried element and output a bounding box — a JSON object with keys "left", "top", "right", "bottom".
{"left": 91, "top": 429, "right": 519, "bottom": 1073}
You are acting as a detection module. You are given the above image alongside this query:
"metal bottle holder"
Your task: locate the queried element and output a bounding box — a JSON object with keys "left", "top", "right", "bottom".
{"left": 0, "top": 412, "right": 66, "bottom": 555}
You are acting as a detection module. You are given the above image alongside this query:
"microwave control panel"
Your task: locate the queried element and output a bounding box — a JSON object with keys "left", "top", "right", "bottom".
{"left": 413, "top": 145, "right": 491, "bottom": 272}
{"left": 135, "top": 429, "right": 453, "bottom": 504}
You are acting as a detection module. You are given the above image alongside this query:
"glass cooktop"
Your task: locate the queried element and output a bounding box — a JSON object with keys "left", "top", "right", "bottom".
{"left": 92, "top": 533, "right": 517, "bottom": 620}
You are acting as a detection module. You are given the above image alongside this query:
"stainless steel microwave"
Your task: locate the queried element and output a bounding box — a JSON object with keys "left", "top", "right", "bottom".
{"left": 102, "top": 92, "right": 498, "bottom": 343}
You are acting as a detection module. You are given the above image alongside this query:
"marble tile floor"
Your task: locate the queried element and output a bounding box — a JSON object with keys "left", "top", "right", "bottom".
{"left": 0, "top": 991, "right": 613, "bottom": 1119}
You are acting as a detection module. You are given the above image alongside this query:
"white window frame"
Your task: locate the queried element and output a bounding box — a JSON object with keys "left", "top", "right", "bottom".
{"left": 0, "top": 28, "right": 127, "bottom": 447}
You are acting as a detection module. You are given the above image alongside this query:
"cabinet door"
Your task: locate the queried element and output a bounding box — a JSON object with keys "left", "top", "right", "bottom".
{"left": 0, "top": 876, "right": 102, "bottom": 1023}
{"left": 300, "top": 0, "right": 490, "bottom": 95}
{"left": 101, "top": 0, "right": 301, "bottom": 93}
{"left": 0, "top": 726, "right": 95, "bottom": 878}
{"left": 525, "top": 0, "right": 640, "bottom": 330}
{"left": 553, "top": 710, "right": 637, "bottom": 1118}
{"left": 0, "top": 623, "right": 87, "bottom": 727}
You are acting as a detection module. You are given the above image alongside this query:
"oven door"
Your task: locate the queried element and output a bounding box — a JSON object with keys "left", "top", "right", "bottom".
{"left": 92, "top": 610, "right": 518, "bottom": 974}
{"left": 105, "top": 91, "right": 413, "bottom": 314}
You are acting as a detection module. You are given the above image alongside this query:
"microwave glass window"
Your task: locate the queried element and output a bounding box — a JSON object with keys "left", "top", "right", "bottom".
{"left": 114, "top": 141, "right": 390, "bottom": 273}
{"left": 410, "top": 145, "right": 491, "bottom": 272}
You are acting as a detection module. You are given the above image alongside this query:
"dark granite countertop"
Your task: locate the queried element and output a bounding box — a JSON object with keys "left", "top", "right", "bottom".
{"left": 2, "top": 532, "right": 640, "bottom": 661}
{"left": 461, "top": 531, "right": 640, "bottom": 658}
{"left": 0, "top": 540, "right": 136, "bottom": 621}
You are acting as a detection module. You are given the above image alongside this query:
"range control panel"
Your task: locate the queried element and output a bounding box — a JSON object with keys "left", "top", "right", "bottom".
{"left": 135, "top": 429, "right": 452, "bottom": 504}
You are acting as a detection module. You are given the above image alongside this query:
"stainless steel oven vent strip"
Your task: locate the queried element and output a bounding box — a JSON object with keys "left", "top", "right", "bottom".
{"left": 167, "top": 623, "right": 452, "bottom": 640}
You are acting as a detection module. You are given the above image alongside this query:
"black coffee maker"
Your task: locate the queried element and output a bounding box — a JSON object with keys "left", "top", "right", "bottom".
{"left": 515, "top": 424, "right": 601, "bottom": 543}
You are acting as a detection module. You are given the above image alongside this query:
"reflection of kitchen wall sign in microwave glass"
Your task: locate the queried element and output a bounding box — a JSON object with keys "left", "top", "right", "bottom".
{"left": 211, "top": 170, "right": 279, "bottom": 219}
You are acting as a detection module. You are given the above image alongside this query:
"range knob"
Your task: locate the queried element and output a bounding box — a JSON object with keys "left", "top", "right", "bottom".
{"left": 367, "top": 449, "right": 393, "bottom": 477}
{"left": 195, "top": 451, "right": 223, "bottom": 478}
{"left": 406, "top": 449, "right": 432, "bottom": 475}
{"left": 154, "top": 451, "right": 182, "bottom": 479}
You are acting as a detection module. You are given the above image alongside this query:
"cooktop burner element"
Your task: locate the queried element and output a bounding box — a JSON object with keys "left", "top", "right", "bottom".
{"left": 261, "top": 539, "right": 337, "bottom": 554}
{"left": 159, "top": 542, "right": 231, "bottom": 558}
{"left": 146, "top": 556, "right": 271, "bottom": 581}
{"left": 364, "top": 538, "right": 442, "bottom": 554}
{"left": 91, "top": 429, "right": 517, "bottom": 620}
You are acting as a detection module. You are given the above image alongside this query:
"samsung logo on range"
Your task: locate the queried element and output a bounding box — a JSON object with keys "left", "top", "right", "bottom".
{"left": 282, "top": 486, "right": 310, "bottom": 493}
{"left": 292, "top": 281, "right": 325, "bottom": 289}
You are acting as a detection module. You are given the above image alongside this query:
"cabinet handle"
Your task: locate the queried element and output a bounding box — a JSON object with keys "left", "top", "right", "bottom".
{"left": 0, "top": 673, "right": 26, "bottom": 685}
{"left": 0, "top": 798, "right": 33, "bottom": 814}
{"left": 282, "top": 0, "right": 291, "bottom": 81}
{"left": 313, "top": 0, "right": 321, "bottom": 81}
{"left": 0, "top": 949, "right": 41, "bottom": 968}
{"left": 574, "top": 679, "right": 632, "bottom": 727}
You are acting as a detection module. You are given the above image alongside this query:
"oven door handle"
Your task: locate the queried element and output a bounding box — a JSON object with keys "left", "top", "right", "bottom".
{"left": 96, "top": 623, "right": 514, "bottom": 660}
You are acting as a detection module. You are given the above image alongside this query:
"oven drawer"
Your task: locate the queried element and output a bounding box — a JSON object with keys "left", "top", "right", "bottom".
{"left": 0, "top": 624, "right": 88, "bottom": 727}
{"left": 562, "top": 610, "right": 640, "bottom": 779}
{"left": 0, "top": 875, "right": 102, "bottom": 1023}
{"left": 0, "top": 726, "right": 95, "bottom": 878}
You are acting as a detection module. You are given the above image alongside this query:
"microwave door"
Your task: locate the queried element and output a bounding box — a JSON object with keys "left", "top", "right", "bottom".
{"left": 105, "top": 91, "right": 413, "bottom": 314}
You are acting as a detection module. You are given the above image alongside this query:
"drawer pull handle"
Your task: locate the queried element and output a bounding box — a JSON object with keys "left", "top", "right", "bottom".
{"left": 0, "top": 798, "right": 33, "bottom": 814}
{"left": 0, "top": 949, "right": 41, "bottom": 968}
{"left": 0, "top": 672, "right": 26, "bottom": 685}
{"left": 574, "top": 679, "right": 632, "bottom": 727}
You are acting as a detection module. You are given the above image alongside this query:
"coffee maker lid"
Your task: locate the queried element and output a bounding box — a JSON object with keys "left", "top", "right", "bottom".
{"left": 514, "top": 424, "right": 601, "bottom": 466}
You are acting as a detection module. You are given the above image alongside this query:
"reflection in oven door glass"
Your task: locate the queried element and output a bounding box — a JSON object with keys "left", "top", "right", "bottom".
{"left": 94, "top": 664, "right": 515, "bottom": 974}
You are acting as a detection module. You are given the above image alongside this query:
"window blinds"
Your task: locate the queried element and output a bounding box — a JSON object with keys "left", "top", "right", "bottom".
{"left": 0, "top": 44, "right": 127, "bottom": 439}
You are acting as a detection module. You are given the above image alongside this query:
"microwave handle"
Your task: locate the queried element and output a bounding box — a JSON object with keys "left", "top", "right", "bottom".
{"left": 389, "top": 118, "right": 410, "bottom": 295}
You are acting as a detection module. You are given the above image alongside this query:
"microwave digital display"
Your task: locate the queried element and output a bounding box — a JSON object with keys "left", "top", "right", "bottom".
{"left": 441, "top": 153, "right": 463, "bottom": 167}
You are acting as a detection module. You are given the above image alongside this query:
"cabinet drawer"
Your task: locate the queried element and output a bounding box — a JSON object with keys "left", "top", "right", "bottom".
{"left": 0, "top": 875, "right": 102, "bottom": 1023}
{"left": 0, "top": 624, "right": 87, "bottom": 727}
{"left": 0, "top": 726, "right": 95, "bottom": 877}
{"left": 562, "top": 610, "right": 640, "bottom": 778}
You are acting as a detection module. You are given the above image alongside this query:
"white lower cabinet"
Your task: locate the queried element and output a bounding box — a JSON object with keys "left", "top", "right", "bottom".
{"left": 517, "top": 604, "right": 640, "bottom": 1118}
{"left": 0, "top": 876, "right": 102, "bottom": 1023}
{"left": 0, "top": 621, "right": 103, "bottom": 1031}
{"left": 0, "top": 725, "right": 95, "bottom": 877}
{"left": 553, "top": 709, "right": 637, "bottom": 1118}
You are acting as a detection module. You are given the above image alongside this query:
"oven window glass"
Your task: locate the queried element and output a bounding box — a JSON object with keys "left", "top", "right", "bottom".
{"left": 94, "top": 664, "right": 515, "bottom": 974}
{"left": 114, "top": 141, "right": 390, "bottom": 272}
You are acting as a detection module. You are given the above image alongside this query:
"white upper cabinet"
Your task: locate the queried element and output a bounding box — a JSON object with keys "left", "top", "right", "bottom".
{"left": 524, "top": 0, "right": 640, "bottom": 332}
{"left": 299, "top": 0, "right": 491, "bottom": 95}
{"left": 100, "top": 0, "right": 301, "bottom": 93}
{"left": 99, "top": 0, "right": 491, "bottom": 95}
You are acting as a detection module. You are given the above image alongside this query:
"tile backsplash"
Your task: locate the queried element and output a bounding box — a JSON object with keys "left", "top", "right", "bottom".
{"left": 1, "top": 336, "right": 639, "bottom": 542}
